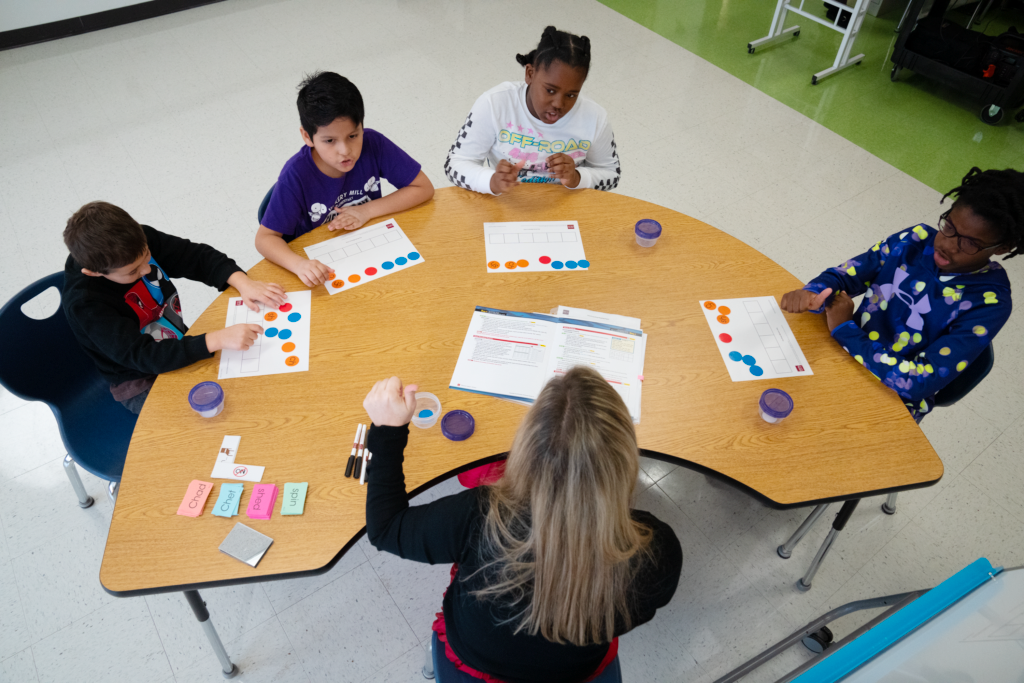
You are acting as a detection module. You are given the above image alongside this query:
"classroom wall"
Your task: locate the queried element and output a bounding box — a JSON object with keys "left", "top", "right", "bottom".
{"left": 0, "top": 0, "right": 146, "bottom": 33}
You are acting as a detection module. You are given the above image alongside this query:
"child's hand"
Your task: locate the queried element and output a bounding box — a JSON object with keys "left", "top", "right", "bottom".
{"left": 295, "top": 259, "right": 335, "bottom": 288}
{"left": 231, "top": 274, "right": 287, "bottom": 312}
{"left": 781, "top": 288, "right": 833, "bottom": 313}
{"left": 489, "top": 159, "right": 526, "bottom": 194}
{"left": 825, "top": 291, "right": 855, "bottom": 333}
{"left": 548, "top": 153, "right": 581, "bottom": 188}
{"left": 206, "top": 324, "right": 263, "bottom": 353}
{"left": 327, "top": 205, "right": 369, "bottom": 232}
{"left": 363, "top": 376, "right": 419, "bottom": 427}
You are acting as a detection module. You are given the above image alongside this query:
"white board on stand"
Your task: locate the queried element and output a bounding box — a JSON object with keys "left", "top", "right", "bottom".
{"left": 303, "top": 218, "right": 424, "bottom": 295}
{"left": 484, "top": 221, "right": 589, "bottom": 273}
{"left": 699, "top": 296, "right": 812, "bottom": 382}
{"left": 218, "top": 290, "right": 311, "bottom": 379}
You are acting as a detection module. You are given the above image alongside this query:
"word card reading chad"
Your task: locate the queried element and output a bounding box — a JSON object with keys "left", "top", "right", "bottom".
{"left": 484, "top": 221, "right": 589, "bottom": 273}
{"left": 303, "top": 218, "right": 423, "bottom": 295}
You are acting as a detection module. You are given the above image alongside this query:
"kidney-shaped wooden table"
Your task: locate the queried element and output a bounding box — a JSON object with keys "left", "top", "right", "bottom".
{"left": 100, "top": 186, "right": 941, "bottom": 677}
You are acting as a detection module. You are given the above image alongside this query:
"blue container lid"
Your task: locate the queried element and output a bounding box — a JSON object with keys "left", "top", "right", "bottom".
{"left": 635, "top": 219, "right": 662, "bottom": 239}
{"left": 441, "top": 410, "right": 475, "bottom": 441}
{"left": 759, "top": 389, "right": 793, "bottom": 419}
{"left": 189, "top": 381, "right": 223, "bottom": 412}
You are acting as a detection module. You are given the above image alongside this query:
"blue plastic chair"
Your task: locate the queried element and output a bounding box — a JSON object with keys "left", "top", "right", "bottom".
{"left": 257, "top": 184, "right": 298, "bottom": 244}
{"left": 881, "top": 342, "right": 994, "bottom": 515}
{"left": 0, "top": 273, "right": 138, "bottom": 507}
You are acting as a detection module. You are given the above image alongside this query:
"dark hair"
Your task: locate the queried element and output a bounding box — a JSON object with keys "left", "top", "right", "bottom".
{"left": 296, "top": 71, "right": 364, "bottom": 138}
{"left": 942, "top": 167, "right": 1024, "bottom": 259}
{"left": 515, "top": 26, "right": 591, "bottom": 73}
{"left": 63, "top": 202, "right": 147, "bottom": 273}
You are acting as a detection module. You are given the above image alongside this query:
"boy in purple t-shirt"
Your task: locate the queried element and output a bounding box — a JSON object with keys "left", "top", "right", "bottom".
{"left": 256, "top": 72, "right": 434, "bottom": 287}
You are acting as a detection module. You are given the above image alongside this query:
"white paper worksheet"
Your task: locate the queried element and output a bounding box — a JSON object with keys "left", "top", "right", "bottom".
{"left": 303, "top": 218, "right": 424, "bottom": 295}
{"left": 484, "top": 221, "right": 589, "bottom": 273}
{"left": 449, "top": 306, "right": 645, "bottom": 422}
{"left": 218, "top": 290, "right": 311, "bottom": 379}
{"left": 699, "top": 296, "right": 813, "bottom": 382}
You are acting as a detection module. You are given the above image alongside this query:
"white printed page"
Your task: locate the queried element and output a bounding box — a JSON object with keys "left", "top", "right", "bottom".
{"left": 303, "top": 218, "right": 424, "bottom": 295}
{"left": 449, "top": 307, "right": 557, "bottom": 401}
{"left": 218, "top": 290, "right": 311, "bottom": 379}
{"left": 484, "top": 221, "right": 589, "bottom": 273}
{"left": 699, "top": 296, "right": 813, "bottom": 382}
{"left": 548, "top": 323, "right": 645, "bottom": 422}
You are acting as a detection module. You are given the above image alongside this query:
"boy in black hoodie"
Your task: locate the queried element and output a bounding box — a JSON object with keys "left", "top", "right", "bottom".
{"left": 62, "top": 201, "right": 286, "bottom": 413}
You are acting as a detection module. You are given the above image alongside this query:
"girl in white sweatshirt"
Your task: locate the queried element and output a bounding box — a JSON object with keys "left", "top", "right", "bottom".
{"left": 444, "top": 26, "right": 621, "bottom": 196}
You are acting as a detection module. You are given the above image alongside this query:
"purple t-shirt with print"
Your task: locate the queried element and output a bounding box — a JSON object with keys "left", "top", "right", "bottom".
{"left": 261, "top": 128, "right": 421, "bottom": 238}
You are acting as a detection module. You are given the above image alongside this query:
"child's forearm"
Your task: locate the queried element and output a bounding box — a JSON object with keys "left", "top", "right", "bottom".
{"left": 256, "top": 230, "right": 305, "bottom": 274}
{"left": 360, "top": 174, "right": 434, "bottom": 221}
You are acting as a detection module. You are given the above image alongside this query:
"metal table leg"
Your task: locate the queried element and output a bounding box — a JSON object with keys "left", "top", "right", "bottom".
{"left": 881, "top": 492, "right": 898, "bottom": 515}
{"left": 797, "top": 499, "right": 860, "bottom": 591}
{"left": 63, "top": 454, "right": 94, "bottom": 508}
{"left": 184, "top": 590, "right": 239, "bottom": 679}
{"left": 777, "top": 504, "right": 830, "bottom": 559}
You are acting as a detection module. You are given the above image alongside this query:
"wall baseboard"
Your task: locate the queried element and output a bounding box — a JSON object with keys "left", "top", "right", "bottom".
{"left": 0, "top": 0, "right": 228, "bottom": 52}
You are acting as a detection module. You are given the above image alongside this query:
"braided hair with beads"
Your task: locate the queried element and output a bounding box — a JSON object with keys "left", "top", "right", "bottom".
{"left": 942, "top": 167, "right": 1024, "bottom": 259}
{"left": 516, "top": 26, "right": 592, "bottom": 73}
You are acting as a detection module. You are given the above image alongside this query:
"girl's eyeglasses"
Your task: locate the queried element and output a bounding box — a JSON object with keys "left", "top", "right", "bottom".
{"left": 938, "top": 212, "right": 1002, "bottom": 255}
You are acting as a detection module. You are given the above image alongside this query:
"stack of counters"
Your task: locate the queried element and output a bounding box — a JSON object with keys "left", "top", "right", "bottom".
{"left": 441, "top": 410, "right": 475, "bottom": 441}
{"left": 412, "top": 392, "right": 441, "bottom": 428}
{"left": 246, "top": 484, "right": 278, "bottom": 520}
{"left": 758, "top": 389, "right": 794, "bottom": 424}
{"left": 189, "top": 381, "right": 224, "bottom": 418}
{"left": 634, "top": 219, "right": 662, "bottom": 248}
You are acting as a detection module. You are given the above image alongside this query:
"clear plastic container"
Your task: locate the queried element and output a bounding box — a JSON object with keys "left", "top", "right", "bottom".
{"left": 634, "top": 219, "right": 662, "bottom": 247}
{"left": 441, "top": 410, "right": 475, "bottom": 441}
{"left": 188, "top": 381, "right": 224, "bottom": 418}
{"left": 759, "top": 389, "right": 793, "bottom": 424}
{"left": 412, "top": 392, "right": 441, "bottom": 428}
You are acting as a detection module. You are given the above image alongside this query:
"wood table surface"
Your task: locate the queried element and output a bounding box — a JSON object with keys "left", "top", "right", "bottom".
{"left": 100, "top": 186, "right": 941, "bottom": 596}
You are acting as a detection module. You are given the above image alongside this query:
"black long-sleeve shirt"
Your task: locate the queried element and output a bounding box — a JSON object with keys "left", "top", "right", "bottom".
{"left": 365, "top": 424, "right": 683, "bottom": 683}
{"left": 62, "top": 225, "right": 243, "bottom": 387}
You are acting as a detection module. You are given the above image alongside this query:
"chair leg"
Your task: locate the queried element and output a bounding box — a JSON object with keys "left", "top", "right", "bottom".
{"left": 777, "top": 504, "right": 830, "bottom": 559}
{"left": 107, "top": 481, "right": 120, "bottom": 504}
{"left": 63, "top": 454, "right": 94, "bottom": 508}
{"left": 881, "top": 492, "right": 898, "bottom": 515}
{"left": 422, "top": 636, "right": 435, "bottom": 679}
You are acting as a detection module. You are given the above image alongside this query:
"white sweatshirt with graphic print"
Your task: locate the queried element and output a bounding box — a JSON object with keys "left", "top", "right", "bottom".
{"left": 444, "top": 81, "right": 620, "bottom": 195}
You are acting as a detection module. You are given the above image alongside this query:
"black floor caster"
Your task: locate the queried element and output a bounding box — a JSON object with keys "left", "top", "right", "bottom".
{"left": 981, "top": 104, "right": 1004, "bottom": 125}
{"left": 802, "top": 626, "right": 834, "bottom": 653}
{"left": 1016, "top": 109, "right": 1024, "bottom": 123}
{"left": 891, "top": 65, "right": 901, "bottom": 82}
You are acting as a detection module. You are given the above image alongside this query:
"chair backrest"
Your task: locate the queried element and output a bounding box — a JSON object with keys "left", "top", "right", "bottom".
{"left": 934, "top": 343, "right": 994, "bottom": 407}
{"left": 0, "top": 273, "right": 103, "bottom": 404}
{"left": 0, "top": 273, "right": 138, "bottom": 481}
{"left": 257, "top": 184, "right": 274, "bottom": 224}
{"left": 257, "top": 183, "right": 297, "bottom": 244}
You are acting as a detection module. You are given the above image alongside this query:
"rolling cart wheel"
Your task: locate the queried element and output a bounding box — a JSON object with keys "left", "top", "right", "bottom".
{"left": 980, "top": 104, "right": 1004, "bottom": 125}
{"left": 793, "top": 30, "right": 800, "bottom": 36}
{"left": 748, "top": 46, "right": 755, "bottom": 54}
{"left": 812, "top": 75, "right": 818, "bottom": 85}
{"left": 1015, "top": 109, "right": 1024, "bottom": 123}
{"left": 890, "top": 65, "right": 901, "bottom": 82}
{"left": 802, "top": 626, "right": 834, "bottom": 654}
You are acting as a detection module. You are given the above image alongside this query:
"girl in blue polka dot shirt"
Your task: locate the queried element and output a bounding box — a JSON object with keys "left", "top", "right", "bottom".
{"left": 781, "top": 168, "right": 1022, "bottom": 420}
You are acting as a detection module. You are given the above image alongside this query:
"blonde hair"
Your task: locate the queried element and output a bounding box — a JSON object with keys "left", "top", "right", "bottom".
{"left": 472, "top": 365, "right": 652, "bottom": 646}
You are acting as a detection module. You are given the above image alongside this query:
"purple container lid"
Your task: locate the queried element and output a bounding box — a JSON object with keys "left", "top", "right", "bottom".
{"left": 441, "top": 410, "right": 475, "bottom": 441}
{"left": 635, "top": 219, "right": 662, "bottom": 239}
{"left": 759, "top": 389, "right": 793, "bottom": 419}
{"left": 189, "top": 381, "right": 223, "bottom": 412}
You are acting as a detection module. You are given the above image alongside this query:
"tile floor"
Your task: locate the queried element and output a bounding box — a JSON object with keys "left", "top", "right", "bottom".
{"left": 0, "top": 1, "right": 1022, "bottom": 681}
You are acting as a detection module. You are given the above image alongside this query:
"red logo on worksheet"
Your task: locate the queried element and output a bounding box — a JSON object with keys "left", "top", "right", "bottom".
{"left": 567, "top": 224, "right": 574, "bottom": 229}
{"left": 796, "top": 365, "right": 805, "bottom": 372}
{"left": 386, "top": 223, "right": 394, "bottom": 229}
